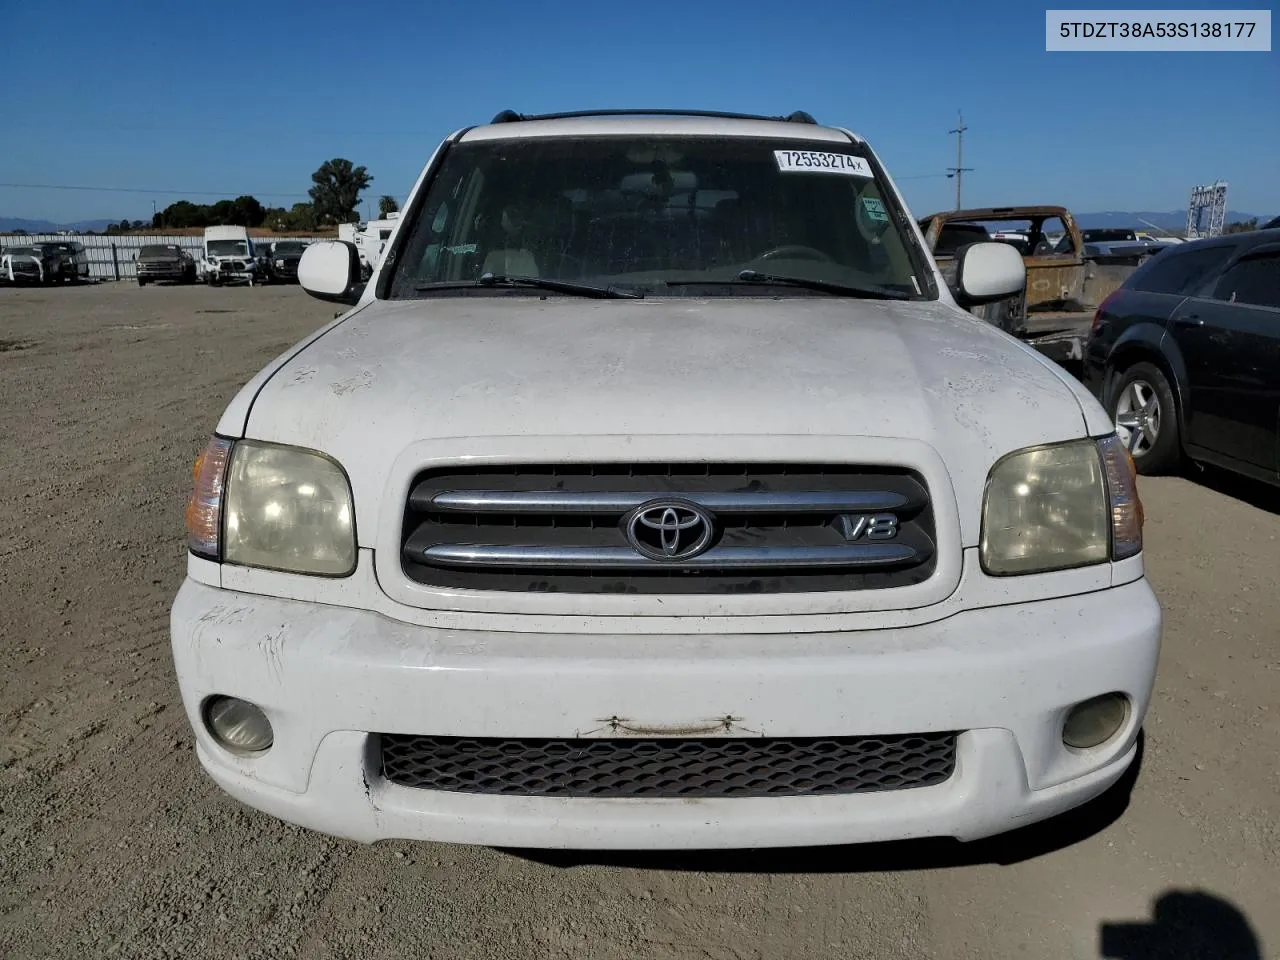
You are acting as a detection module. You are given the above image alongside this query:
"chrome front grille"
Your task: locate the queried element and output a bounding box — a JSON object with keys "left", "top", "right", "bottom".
{"left": 401, "top": 464, "right": 936, "bottom": 594}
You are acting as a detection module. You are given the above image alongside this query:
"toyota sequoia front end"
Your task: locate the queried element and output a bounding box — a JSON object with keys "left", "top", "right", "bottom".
{"left": 170, "top": 110, "right": 1160, "bottom": 849}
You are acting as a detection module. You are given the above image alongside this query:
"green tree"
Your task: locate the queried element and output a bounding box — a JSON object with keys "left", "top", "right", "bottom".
{"left": 153, "top": 197, "right": 266, "bottom": 229}
{"left": 264, "top": 202, "right": 318, "bottom": 232}
{"left": 230, "top": 195, "right": 266, "bottom": 227}
{"left": 156, "top": 200, "right": 207, "bottom": 229}
{"left": 286, "top": 202, "right": 318, "bottom": 231}
{"left": 1224, "top": 218, "right": 1259, "bottom": 234}
{"left": 378, "top": 194, "right": 399, "bottom": 218}
{"left": 309, "top": 159, "right": 372, "bottom": 224}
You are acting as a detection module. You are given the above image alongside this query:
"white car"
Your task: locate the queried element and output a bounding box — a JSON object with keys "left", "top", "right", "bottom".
{"left": 171, "top": 109, "right": 1161, "bottom": 850}
{"left": 2, "top": 245, "right": 45, "bottom": 283}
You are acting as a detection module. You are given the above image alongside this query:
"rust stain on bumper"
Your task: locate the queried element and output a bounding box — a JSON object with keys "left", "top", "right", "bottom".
{"left": 581, "top": 715, "right": 762, "bottom": 737}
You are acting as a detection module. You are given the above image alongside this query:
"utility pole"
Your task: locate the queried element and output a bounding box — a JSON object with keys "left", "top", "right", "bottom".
{"left": 947, "top": 110, "right": 973, "bottom": 210}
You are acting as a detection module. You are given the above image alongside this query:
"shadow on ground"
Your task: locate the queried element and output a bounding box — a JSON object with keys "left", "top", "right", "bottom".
{"left": 506, "top": 733, "right": 1145, "bottom": 874}
{"left": 1182, "top": 463, "right": 1280, "bottom": 515}
{"left": 1100, "top": 890, "right": 1261, "bottom": 960}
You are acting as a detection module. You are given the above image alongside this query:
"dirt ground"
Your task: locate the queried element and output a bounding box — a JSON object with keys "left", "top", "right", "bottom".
{"left": 1, "top": 282, "right": 1277, "bottom": 960}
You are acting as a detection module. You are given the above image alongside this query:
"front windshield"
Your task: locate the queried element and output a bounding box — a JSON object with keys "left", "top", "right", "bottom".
{"left": 207, "top": 240, "right": 249, "bottom": 257}
{"left": 140, "top": 245, "right": 181, "bottom": 257}
{"left": 274, "top": 242, "right": 306, "bottom": 254}
{"left": 388, "top": 136, "right": 927, "bottom": 299}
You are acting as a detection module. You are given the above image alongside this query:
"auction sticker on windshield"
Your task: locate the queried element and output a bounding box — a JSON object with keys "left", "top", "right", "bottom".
{"left": 774, "top": 150, "right": 872, "bottom": 177}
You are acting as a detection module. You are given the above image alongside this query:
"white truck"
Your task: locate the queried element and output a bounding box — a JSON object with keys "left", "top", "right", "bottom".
{"left": 360, "top": 214, "right": 399, "bottom": 273}
{"left": 339, "top": 216, "right": 400, "bottom": 280}
{"left": 171, "top": 109, "right": 1160, "bottom": 851}
{"left": 200, "top": 225, "right": 259, "bottom": 285}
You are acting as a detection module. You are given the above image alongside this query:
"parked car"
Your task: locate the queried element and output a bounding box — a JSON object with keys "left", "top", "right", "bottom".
{"left": 1133, "top": 231, "right": 1183, "bottom": 248}
{"left": 136, "top": 243, "right": 197, "bottom": 285}
{"left": 1084, "top": 228, "right": 1280, "bottom": 483}
{"left": 1077, "top": 228, "right": 1176, "bottom": 263}
{"left": 38, "top": 240, "right": 90, "bottom": 282}
{"left": 1263, "top": 216, "right": 1280, "bottom": 230}
{"left": 266, "top": 240, "right": 309, "bottom": 282}
{"left": 1, "top": 245, "right": 45, "bottom": 283}
{"left": 919, "top": 205, "right": 1088, "bottom": 336}
{"left": 171, "top": 108, "right": 1159, "bottom": 852}
{"left": 1, "top": 241, "right": 89, "bottom": 283}
{"left": 252, "top": 242, "right": 276, "bottom": 281}
{"left": 202, "top": 226, "right": 260, "bottom": 285}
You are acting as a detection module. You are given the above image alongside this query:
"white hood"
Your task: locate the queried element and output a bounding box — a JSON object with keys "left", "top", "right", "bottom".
{"left": 236, "top": 296, "right": 1105, "bottom": 546}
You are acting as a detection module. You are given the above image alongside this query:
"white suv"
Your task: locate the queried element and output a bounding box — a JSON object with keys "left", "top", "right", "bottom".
{"left": 172, "top": 109, "right": 1160, "bottom": 850}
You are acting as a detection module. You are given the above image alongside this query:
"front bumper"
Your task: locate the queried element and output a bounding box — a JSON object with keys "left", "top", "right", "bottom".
{"left": 4, "top": 263, "right": 43, "bottom": 283}
{"left": 171, "top": 578, "right": 1161, "bottom": 849}
{"left": 138, "top": 265, "right": 185, "bottom": 279}
{"left": 207, "top": 261, "right": 258, "bottom": 282}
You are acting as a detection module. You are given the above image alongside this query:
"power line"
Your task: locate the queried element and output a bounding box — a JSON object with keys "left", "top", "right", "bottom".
{"left": 0, "top": 182, "right": 309, "bottom": 198}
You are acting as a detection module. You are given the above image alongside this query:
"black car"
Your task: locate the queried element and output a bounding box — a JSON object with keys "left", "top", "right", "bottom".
{"left": 1083, "top": 229, "right": 1280, "bottom": 484}
{"left": 266, "top": 240, "right": 308, "bottom": 282}
{"left": 136, "top": 243, "right": 197, "bottom": 285}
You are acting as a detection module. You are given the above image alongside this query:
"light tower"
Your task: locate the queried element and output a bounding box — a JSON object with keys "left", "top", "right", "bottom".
{"left": 1186, "top": 181, "right": 1228, "bottom": 238}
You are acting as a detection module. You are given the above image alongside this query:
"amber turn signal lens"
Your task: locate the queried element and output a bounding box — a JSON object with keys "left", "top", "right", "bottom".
{"left": 1097, "top": 435, "right": 1143, "bottom": 560}
{"left": 186, "top": 438, "right": 233, "bottom": 560}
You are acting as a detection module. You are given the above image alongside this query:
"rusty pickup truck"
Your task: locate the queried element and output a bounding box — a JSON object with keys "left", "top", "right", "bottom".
{"left": 918, "top": 206, "right": 1091, "bottom": 336}
{"left": 919, "top": 205, "right": 1148, "bottom": 370}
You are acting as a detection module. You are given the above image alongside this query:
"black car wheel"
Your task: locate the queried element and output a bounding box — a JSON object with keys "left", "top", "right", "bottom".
{"left": 138, "top": 278, "right": 148, "bottom": 287}
{"left": 1110, "top": 362, "right": 1180, "bottom": 474}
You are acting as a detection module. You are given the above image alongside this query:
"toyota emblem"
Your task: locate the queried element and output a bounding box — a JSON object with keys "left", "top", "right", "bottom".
{"left": 624, "top": 500, "right": 715, "bottom": 562}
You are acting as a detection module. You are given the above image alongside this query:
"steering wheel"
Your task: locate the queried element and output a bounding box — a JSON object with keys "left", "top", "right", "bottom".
{"left": 754, "top": 245, "right": 834, "bottom": 263}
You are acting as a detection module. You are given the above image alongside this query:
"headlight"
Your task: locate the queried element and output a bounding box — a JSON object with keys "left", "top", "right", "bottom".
{"left": 275, "top": 258, "right": 285, "bottom": 267}
{"left": 185, "top": 437, "right": 356, "bottom": 576}
{"left": 980, "top": 436, "right": 1142, "bottom": 575}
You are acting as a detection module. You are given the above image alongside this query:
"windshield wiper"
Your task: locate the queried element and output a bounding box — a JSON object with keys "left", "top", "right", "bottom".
{"left": 416, "top": 273, "right": 643, "bottom": 299}
{"left": 666, "top": 269, "right": 910, "bottom": 300}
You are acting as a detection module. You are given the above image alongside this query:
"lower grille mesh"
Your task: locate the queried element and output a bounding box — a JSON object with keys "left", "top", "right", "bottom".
{"left": 379, "top": 732, "right": 958, "bottom": 798}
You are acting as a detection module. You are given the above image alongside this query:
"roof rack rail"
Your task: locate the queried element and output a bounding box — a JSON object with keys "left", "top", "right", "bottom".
{"left": 489, "top": 109, "right": 818, "bottom": 125}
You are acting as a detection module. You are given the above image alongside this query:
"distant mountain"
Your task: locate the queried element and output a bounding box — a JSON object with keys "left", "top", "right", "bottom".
{"left": 1073, "top": 210, "right": 1275, "bottom": 231}
{"left": 1, "top": 217, "right": 139, "bottom": 234}
{"left": 66, "top": 219, "right": 121, "bottom": 233}
{"left": 0, "top": 217, "right": 60, "bottom": 233}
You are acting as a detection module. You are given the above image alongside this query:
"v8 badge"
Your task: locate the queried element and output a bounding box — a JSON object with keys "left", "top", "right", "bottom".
{"left": 837, "top": 513, "right": 899, "bottom": 541}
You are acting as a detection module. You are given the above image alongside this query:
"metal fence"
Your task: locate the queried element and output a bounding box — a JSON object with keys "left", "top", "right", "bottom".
{"left": 0, "top": 234, "right": 329, "bottom": 280}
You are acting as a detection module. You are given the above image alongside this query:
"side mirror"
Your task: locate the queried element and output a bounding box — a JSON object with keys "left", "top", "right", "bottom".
{"left": 951, "top": 242, "right": 1025, "bottom": 306}
{"left": 298, "top": 240, "right": 364, "bottom": 304}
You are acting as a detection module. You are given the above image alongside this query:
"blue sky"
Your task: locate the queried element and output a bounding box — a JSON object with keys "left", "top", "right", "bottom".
{"left": 2, "top": 0, "right": 1276, "bottom": 223}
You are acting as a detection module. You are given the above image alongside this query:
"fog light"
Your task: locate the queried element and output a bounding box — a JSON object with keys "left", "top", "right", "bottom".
{"left": 203, "top": 695, "right": 273, "bottom": 754}
{"left": 1062, "top": 693, "right": 1129, "bottom": 749}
